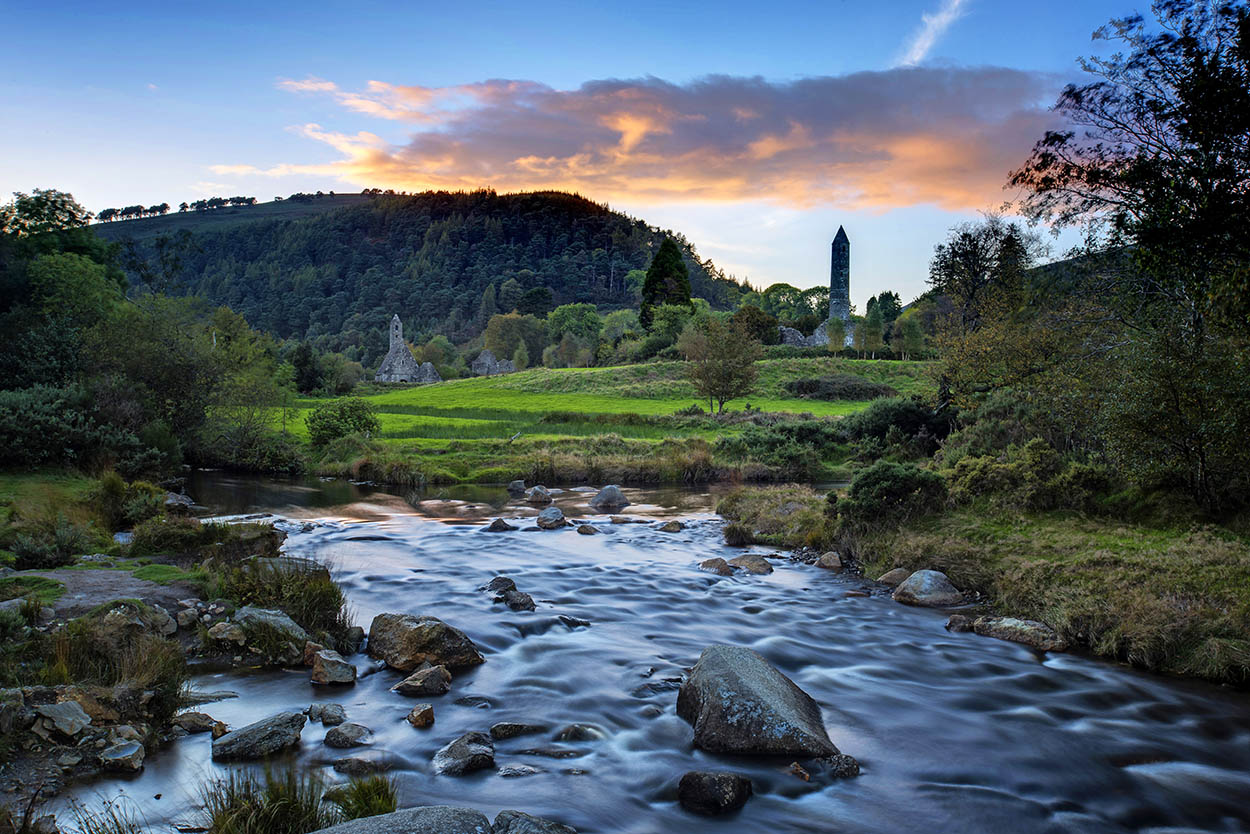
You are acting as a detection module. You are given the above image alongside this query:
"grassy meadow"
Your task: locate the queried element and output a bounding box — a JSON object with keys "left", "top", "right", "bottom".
{"left": 298, "top": 357, "right": 934, "bottom": 484}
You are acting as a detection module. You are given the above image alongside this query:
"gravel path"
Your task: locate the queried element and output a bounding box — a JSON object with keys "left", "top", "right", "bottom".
{"left": 22, "top": 568, "right": 198, "bottom": 618}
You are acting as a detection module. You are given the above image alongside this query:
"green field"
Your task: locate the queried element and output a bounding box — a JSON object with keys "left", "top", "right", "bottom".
{"left": 93, "top": 194, "right": 370, "bottom": 242}
{"left": 298, "top": 358, "right": 933, "bottom": 445}
{"left": 301, "top": 357, "right": 934, "bottom": 484}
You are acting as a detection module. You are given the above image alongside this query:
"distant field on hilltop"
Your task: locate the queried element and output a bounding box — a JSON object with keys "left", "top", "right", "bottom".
{"left": 92, "top": 194, "right": 373, "bottom": 241}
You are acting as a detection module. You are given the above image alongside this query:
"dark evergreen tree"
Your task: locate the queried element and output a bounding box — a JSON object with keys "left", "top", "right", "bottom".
{"left": 291, "top": 342, "right": 322, "bottom": 393}
{"left": 641, "top": 238, "right": 692, "bottom": 327}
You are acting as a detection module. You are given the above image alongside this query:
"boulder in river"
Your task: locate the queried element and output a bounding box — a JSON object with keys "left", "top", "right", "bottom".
{"left": 891, "top": 570, "right": 963, "bottom": 607}
{"left": 677, "top": 771, "right": 753, "bottom": 816}
{"left": 508, "top": 479, "right": 527, "bottom": 494}
{"left": 99, "top": 741, "right": 145, "bottom": 772}
{"left": 536, "top": 506, "right": 566, "bottom": 530}
{"left": 392, "top": 665, "right": 451, "bottom": 696}
{"left": 406, "top": 704, "right": 435, "bottom": 728}
{"left": 233, "top": 606, "right": 308, "bottom": 643}
{"left": 727, "top": 554, "right": 773, "bottom": 575}
{"left": 211, "top": 711, "right": 306, "bottom": 760}
{"left": 493, "top": 810, "right": 578, "bottom": 833}
{"left": 816, "top": 552, "right": 843, "bottom": 570}
{"left": 972, "top": 616, "right": 1068, "bottom": 652}
{"left": 525, "top": 485, "right": 553, "bottom": 505}
{"left": 325, "top": 722, "right": 371, "bottom": 748}
{"left": 875, "top": 567, "right": 911, "bottom": 586}
{"left": 576, "top": 524, "right": 598, "bottom": 535}
{"left": 311, "top": 649, "right": 357, "bottom": 684}
{"left": 174, "top": 711, "right": 218, "bottom": 734}
{"left": 676, "top": 645, "right": 842, "bottom": 758}
{"left": 367, "top": 613, "right": 485, "bottom": 671}
{"left": 307, "top": 806, "right": 492, "bottom": 834}
{"left": 501, "top": 589, "right": 536, "bottom": 612}
{"left": 486, "top": 518, "right": 518, "bottom": 532}
{"left": 698, "top": 558, "right": 734, "bottom": 576}
{"left": 432, "top": 731, "right": 495, "bottom": 775}
{"left": 588, "top": 485, "right": 629, "bottom": 511}
{"left": 490, "top": 722, "right": 548, "bottom": 740}
{"left": 659, "top": 520, "right": 685, "bottom": 533}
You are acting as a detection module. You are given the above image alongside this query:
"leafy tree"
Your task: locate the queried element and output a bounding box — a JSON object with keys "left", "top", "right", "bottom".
{"left": 900, "top": 315, "right": 925, "bottom": 360}
{"left": 685, "top": 319, "right": 762, "bottom": 413}
{"left": 517, "top": 286, "right": 553, "bottom": 316}
{"left": 730, "top": 304, "right": 780, "bottom": 344}
{"left": 511, "top": 342, "right": 529, "bottom": 371}
{"left": 0, "top": 189, "right": 93, "bottom": 236}
{"left": 863, "top": 306, "right": 885, "bottom": 358}
{"left": 497, "top": 277, "right": 524, "bottom": 313}
{"left": 871, "top": 291, "right": 903, "bottom": 324}
{"left": 306, "top": 398, "right": 380, "bottom": 448}
{"left": 825, "top": 317, "right": 847, "bottom": 352}
{"left": 546, "top": 303, "right": 601, "bottom": 344}
{"left": 851, "top": 315, "right": 867, "bottom": 357}
{"left": 478, "top": 283, "right": 497, "bottom": 322}
{"left": 601, "top": 308, "right": 640, "bottom": 342}
{"left": 927, "top": 215, "right": 1043, "bottom": 335}
{"left": 25, "top": 252, "right": 120, "bottom": 330}
{"left": 484, "top": 312, "right": 545, "bottom": 362}
{"left": 641, "top": 238, "right": 692, "bottom": 326}
{"left": 291, "top": 342, "right": 323, "bottom": 394}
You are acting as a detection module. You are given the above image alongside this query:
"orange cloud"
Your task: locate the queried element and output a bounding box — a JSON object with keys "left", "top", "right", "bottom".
{"left": 232, "top": 69, "right": 1058, "bottom": 211}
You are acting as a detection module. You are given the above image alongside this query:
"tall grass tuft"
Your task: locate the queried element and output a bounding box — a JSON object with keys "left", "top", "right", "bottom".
{"left": 69, "top": 797, "right": 145, "bottom": 834}
{"left": 201, "top": 767, "right": 339, "bottom": 834}
{"left": 325, "top": 775, "right": 398, "bottom": 820}
{"left": 199, "top": 561, "right": 354, "bottom": 652}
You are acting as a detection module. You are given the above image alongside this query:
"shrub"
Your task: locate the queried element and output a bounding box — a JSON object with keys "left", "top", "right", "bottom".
{"left": 838, "top": 461, "right": 947, "bottom": 531}
{"left": 716, "top": 420, "right": 843, "bottom": 477}
{"left": 201, "top": 767, "right": 338, "bottom": 834}
{"left": 200, "top": 560, "right": 353, "bottom": 651}
{"left": 783, "top": 374, "right": 898, "bottom": 401}
{"left": 326, "top": 776, "right": 398, "bottom": 820}
{"left": 947, "top": 438, "right": 1116, "bottom": 512}
{"left": 0, "top": 384, "right": 147, "bottom": 470}
{"left": 306, "top": 398, "right": 380, "bottom": 449}
{"left": 91, "top": 472, "right": 165, "bottom": 531}
{"left": 130, "top": 515, "right": 221, "bottom": 557}
{"left": 12, "top": 514, "right": 94, "bottom": 570}
{"left": 723, "top": 522, "right": 753, "bottom": 546}
{"left": 839, "top": 396, "right": 950, "bottom": 445}
{"left": 717, "top": 486, "right": 835, "bottom": 549}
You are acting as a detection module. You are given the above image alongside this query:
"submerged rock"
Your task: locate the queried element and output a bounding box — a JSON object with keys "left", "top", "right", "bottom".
{"left": 676, "top": 645, "right": 843, "bottom": 758}
{"left": 659, "top": 520, "right": 685, "bottom": 533}
{"left": 502, "top": 590, "right": 536, "bottom": 612}
{"left": 486, "top": 518, "right": 518, "bottom": 532}
{"left": 174, "top": 712, "right": 218, "bottom": 734}
{"left": 368, "top": 613, "right": 485, "bottom": 671}
{"left": 677, "top": 771, "right": 753, "bottom": 816}
{"left": 392, "top": 665, "right": 451, "bottom": 696}
{"left": 432, "top": 731, "right": 495, "bottom": 775}
{"left": 588, "top": 485, "right": 629, "bottom": 511}
{"left": 698, "top": 558, "right": 734, "bottom": 576}
{"left": 892, "top": 570, "right": 963, "bottom": 607}
{"left": 212, "top": 711, "right": 306, "bottom": 760}
{"left": 482, "top": 576, "right": 517, "bottom": 594}
{"left": 576, "top": 524, "right": 598, "bottom": 535}
{"left": 972, "top": 616, "right": 1068, "bottom": 652}
{"left": 493, "top": 810, "right": 578, "bottom": 833}
{"left": 727, "top": 554, "right": 773, "bottom": 575}
{"left": 489, "top": 722, "right": 548, "bottom": 740}
{"left": 325, "top": 722, "right": 371, "bottom": 748}
{"left": 308, "top": 806, "right": 492, "bottom": 834}
{"left": 536, "top": 506, "right": 566, "bottom": 530}
{"left": 525, "top": 485, "right": 553, "bottom": 505}
{"left": 875, "top": 567, "right": 911, "bottom": 586}
{"left": 554, "top": 723, "right": 605, "bottom": 741}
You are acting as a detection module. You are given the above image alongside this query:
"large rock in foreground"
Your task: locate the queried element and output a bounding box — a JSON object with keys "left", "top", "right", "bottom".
{"left": 211, "top": 711, "right": 306, "bottom": 760}
{"left": 432, "top": 731, "right": 495, "bottom": 775}
{"left": 677, "top": 771, "right": 753, "bottom": 816}
{"left": 368, "top": 614, "right": 484, "bottom": 671}
{"left": 676, "top": 645, "right": 839, "bottom": 757}
{"left": 309, "top": 806, "right": 492, "bottom": 834}
{"left": 891, "top": 569, "right": 963, "bottom": 607}
{"left": 493, "top": 810, "right": 578, "bottom": 833}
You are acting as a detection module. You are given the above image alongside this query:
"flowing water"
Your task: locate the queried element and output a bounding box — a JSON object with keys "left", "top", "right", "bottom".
{"left": 64, "top": 474, "right": 1250, "bottom": 833}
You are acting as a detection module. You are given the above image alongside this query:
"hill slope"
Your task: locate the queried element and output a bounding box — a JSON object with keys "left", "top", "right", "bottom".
{"left": 99, "top": 190, "right": 746, "bottom": 363}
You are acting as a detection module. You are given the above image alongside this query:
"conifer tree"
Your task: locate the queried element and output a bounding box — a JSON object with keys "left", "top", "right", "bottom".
{"left": 641, "top": 238, "right": 692, "bottom": 327}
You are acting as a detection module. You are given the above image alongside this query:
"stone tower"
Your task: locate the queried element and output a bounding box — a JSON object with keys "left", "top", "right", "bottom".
{"left": 389, "top": 314, "right": 402, "bottom": 350}
{"left": 829, "top": 226, "right": 850, "bottom": 322}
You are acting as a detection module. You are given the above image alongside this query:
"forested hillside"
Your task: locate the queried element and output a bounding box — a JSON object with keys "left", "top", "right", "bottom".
{"left": 100, "top": 190, "right": 747, "bottom": 364}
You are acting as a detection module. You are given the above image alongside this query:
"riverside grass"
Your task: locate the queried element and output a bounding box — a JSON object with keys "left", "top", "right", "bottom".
{"left": 306, "top": 358, "right": 932, "bottom": 485}
{"left": 721, "top": 483, "right": 1250, "bottom": 684}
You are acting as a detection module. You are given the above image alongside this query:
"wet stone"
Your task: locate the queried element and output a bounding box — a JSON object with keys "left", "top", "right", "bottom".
{"left": 677, "top": 771, "right": 753, "bottom": 816}
{"left": 325, "top": 722, "right": 371, "bottom": 748}
{"left": 432, "top": 731, "right": 495, "bottom": 775}
{"left": 490, "top": 722, "right": 548, "bottom": 740}
{"left": 406, "top": 704, "right": 435, "bottom": 728}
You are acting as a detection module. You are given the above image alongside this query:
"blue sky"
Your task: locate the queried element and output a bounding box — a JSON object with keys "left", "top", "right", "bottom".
{"left": 2, "top": 0, "right": 1134, "bottom": 307}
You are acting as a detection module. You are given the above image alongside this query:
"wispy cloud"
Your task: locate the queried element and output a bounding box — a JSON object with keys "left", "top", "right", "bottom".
{"left": 898, "top": 0, "right": 970, "bottom": 66}
{"left": 220, "top": 66, "right": 1054, "bottom": 212}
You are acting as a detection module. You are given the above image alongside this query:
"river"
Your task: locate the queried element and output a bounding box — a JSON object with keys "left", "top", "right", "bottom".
{"left": 60, "top": 473, "right": 1250, "bottom": 833}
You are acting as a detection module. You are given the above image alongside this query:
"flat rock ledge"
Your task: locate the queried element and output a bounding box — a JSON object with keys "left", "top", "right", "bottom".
{"left": 947, "top": 614, "right": 1069, "bottom": 652}
{"left": 308, "top": 806, "right": 577, "bottom": 834}
{"left": 211, "top": 711, "right": 306, "bottom": 761}
{"left": 676, "top": 645, "right": 849, "bottom": 761}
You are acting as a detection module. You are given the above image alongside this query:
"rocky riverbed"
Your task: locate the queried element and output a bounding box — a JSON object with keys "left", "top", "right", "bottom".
{"left": 33, "top": 475, "right": 1250, "bottom": 833}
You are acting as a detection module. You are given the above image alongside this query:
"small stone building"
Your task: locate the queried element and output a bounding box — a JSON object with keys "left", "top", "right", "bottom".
{"left": 471, "top": 349, "right": 516, "bottom": 377}
{"left": 375, "top": 315, "right": 442, "bottom": 384}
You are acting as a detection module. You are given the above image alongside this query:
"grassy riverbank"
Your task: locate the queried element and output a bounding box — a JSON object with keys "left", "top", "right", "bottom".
{"left": 718, "top": 483, "right": 1250, "bottom": 684}
{"left": 302, "top": 358, "right": 932, "bottom": 485}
